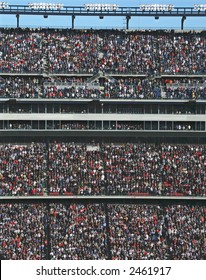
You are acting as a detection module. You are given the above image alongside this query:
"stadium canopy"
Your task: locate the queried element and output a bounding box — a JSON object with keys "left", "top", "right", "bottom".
{"left": 0, "top": 2, "right": 206, "bottom": 29}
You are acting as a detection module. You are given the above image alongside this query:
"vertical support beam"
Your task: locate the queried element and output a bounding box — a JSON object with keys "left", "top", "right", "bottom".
{"left": 126, "top": 15, "right": 131, "bottom": 29}
{"left": 101, "top": 103, "right": 104, "bottom": 130}
{"left": 72, "top": 15, "right": 75, "bottom": 29}
{"left": 46, "top": 140, "right": 50, "bottom": 196}
{"left": 181, "top": 16, "right": 186, "bottom": 30}
{"left": 16, "top": 14, "right": 20, "bottom": 28}
{"left": 46, "top": 202, "right": 51, "bottom": 260}
{"left": 104, "top": 203, "right": 112, "bottom": 260}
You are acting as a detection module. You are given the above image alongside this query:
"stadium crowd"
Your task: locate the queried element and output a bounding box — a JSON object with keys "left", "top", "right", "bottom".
{"left": 1, "top": 29, "right": 206, "bottom": 75}
{"left": 1, "top": 27, "right": 206, "bottom": 262}
{"left": 0, "top": 203, "right": 205, "bottom": 260}
{"left": 48, "top": 143, "right": 206, "bottom": 196}
{"left": 164, "top": 204, "right": 205, "bottom": 259}
{"left": 0, "top": 142, "right": 206, "bottom": 196}
{"left": 0, "top": 29, "right": 43, "bottom": 73}
{"left": 0, "top": 143, "right": 206, "bottom": 196}
{"left": 43, "top": 77, "right": 162, "bottom": 99}
{"left": 0, "top": 143, "right": 47, "bottom": 196}
{"left": 108, "top": 204, "right": 206, "bottom": 260}
{"left": 43, "top": 77, "right": 206, "bottom": 100}
{"left": 0, "top": 76, "right": 40, "bottom": 98}
{"left": 7, "top": 122, "right": 32, "bottom": 130}
{"left": 1, "top": 75, "right": 206, "bottom": 100}
{"left": 50, "top": 203, "right": 107, "bottom": 260}
{"left": 109, "top": 204, "right": 167, "bottom": 259}
{"left": 0, "top": 203, "right": 47, "bottom": 259}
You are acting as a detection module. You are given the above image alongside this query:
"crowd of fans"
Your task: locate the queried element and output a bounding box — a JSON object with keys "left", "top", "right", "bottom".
{"left": 61, "top": 122, "right": 88, "bottom": 130}
{"left": 0, "top": 203, "right": 47, "bottom": 259}
{"left": 0, "top": 203, "right": 205, "bottom": 260}
{"left": 0, "top": 143, "right": 47, "bottom": 195}
{"left": 43, "top": 77, "right": 206, "bottom": 100}
{"left": 1, "top": 29, "right": 206, "bottom": 101}
{"left": 48, "top": 143, "right": 206, "bottom": 196}
{"left": 161, "top": 78, "right": 206, "bottom": 100}
{"left": 1, "top": 29, "right": 206, "bottom": 75}
{"left": 0, "top": 76, "right": 40, "bottom": 98}
{"left": 116, "top": 122, "right": 144, "bottom": 130}
{"left": 108, "top": 204, "right": 206, "bottom": 260}
{"left": 164, "top": 204, "right": 205, "bottom": 259}
{"left": 174, "top": 123, "right": 193, "bottom": 130}
{"left": 0, "top": 28, "right": 206, "bottom": 261}
{"left": 42, "top": 77, "right": 161, "bottom": 99}
{"left": 0, "top": 142, "right": 206, "bottom": 196}
{"left": 0, "top": 29, "right": 43, "bottom": 73}
{"left": 50, "top": 203, "right": 107, "bottom": 260}
{"left": 1, "top": 75, "right": 206, "bottom": 100}
{"left": 1, "top": 121, "right": 203, "bottom": 131}
{"left": 7, "top": 122, "right": 32, "bottom": 130}
{"left": 48, "top": 143, "right": 104, "bottom": 195}
{"left": 109, "top": 204, "right": 167, "bottom": 259}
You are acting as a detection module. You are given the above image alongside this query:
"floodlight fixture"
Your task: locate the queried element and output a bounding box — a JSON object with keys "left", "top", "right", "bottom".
{"left": 0, "top": 2, "right": 8, "bottom": 9}
{"left": 84, "top": 3, "right": 119, "bottom": 11}
{"left": 140, "top": 4, "right": 174, "bottom": 11}
{"left": 194, "top": 4, "right": 206, "bottom": 11}
{"left": 28, "top": 3, "right": 64, "bottom": 10}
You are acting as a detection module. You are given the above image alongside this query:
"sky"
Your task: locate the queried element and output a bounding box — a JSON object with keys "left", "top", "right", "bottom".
{"left": 0, "top": 0, "right": 206, "bottom": 29}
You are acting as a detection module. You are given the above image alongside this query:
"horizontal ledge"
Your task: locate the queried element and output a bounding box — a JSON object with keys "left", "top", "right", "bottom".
{"left": 0, "top": 195, "right": 205, "bottom": 202}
